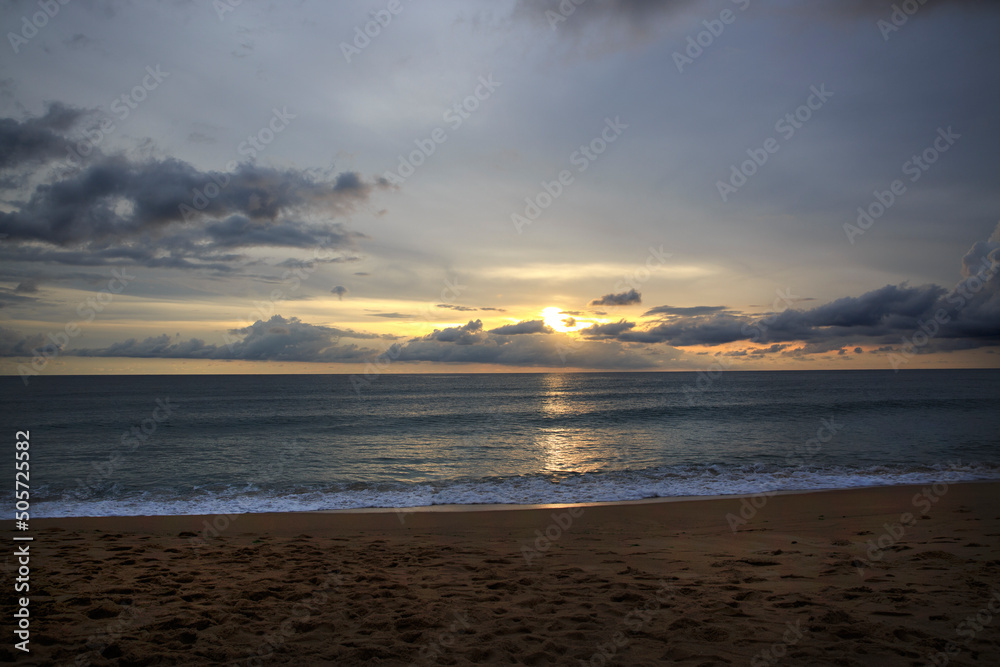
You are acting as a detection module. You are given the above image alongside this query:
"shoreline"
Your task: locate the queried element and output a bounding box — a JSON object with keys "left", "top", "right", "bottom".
{"left": 31, "top": 479, "right": 999, "bottom": 523}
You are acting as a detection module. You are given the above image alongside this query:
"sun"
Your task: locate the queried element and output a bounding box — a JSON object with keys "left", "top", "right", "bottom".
{"left": 542, "top": 307, "right": 579, "bottom": 333}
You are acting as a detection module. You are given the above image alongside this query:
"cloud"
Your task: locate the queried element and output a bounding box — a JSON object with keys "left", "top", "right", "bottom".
{"left": 553, "top": 223, "right": 1000, "bottom": 355}
{"left": 396, "top": 324, "right": 668, "bottom": 370}
{"left": 331, "top": 286, "right": 348, "bottom": 300}
{"left": 0, "top": 102, "right": 88, "bottom": 170}
{"left": 580, "top": 319, "right": 636, "bottom": 338}
{"left": 436, "top": 304, "right": 506, "bottom": 312}
{"left": 488, "top": 319, "right": 554, "bottom": 335}
{"left": 0, "top": 106, "right": 388, "bottom": 271}
{"left": 511, "top": 0, "right": 700, "bottom": 54}
{"left": 0, "top": 326, "right": 46, "bottom": 356}
{"left": 4, "top": 226, "right": 997, "bottom": 367}
{"left": 591, "top": 224, "right": 1000, "bottom": 353}
{"left": 14, "top": 280, "right": 38, "bottom": 293}
{"left": 63, "top": 315, "right": 380, "bottom": 362}
{"left": 371, "top": 312, "right": 411, "bottom": 319}
{"left": 750, "top": 344, "right": 789, "bottom": 356}
{"left": 510, "top": 0, "right": 1000, "bottom": 62}
{"left": 805, "top": 0, "right": 1000, "bottom": 18}
{"left": 589, "top": 289, "right": 641, "bottom": 307}
{"left": 642, "top": 305, "right": 728, "bottom": 317}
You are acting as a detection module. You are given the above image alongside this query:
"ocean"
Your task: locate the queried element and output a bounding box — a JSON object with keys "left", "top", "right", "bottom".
{"left": 4, "top": 369, "right": 999, "bottom": 518}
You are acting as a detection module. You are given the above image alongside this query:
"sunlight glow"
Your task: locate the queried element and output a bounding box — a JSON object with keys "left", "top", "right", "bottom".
{"left": 543, "top": 306, "right": 582, "bottom": 333}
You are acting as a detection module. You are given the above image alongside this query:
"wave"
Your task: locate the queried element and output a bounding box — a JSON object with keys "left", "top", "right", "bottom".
{"left": 31, "top": 460, "right": 1000, "bottom": 518}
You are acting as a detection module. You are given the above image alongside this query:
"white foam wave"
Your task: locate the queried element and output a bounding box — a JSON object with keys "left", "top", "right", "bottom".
{"left": 32, "top": 461, "right": 1000, "bottom": 518}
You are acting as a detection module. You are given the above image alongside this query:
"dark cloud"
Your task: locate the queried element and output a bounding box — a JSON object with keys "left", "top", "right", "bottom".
{"left": 4, "top": 225, "right": 996, "bottom": 368}
{"left": 589, "top": 289, "right": 641, "bottom": 307}
{"left": 0, "top": 326, "right": 45, "bottom": 356}
{"left": 488, "top": 319, "right": 554, "bottom": 335}
{"left": 580, "top": 319, "right": 636, "bottom": 338}
{"left": 515, "top": 0, "right": 1000, "bottom": 34}
{"left": 331, "top": 286, "right": 348, "bottom": 300}
{"left": 2, "top": 312, "right": 666, "bottom": 370}
{"left": 807, "top": 0, "right": 1000, "bottom": 18}
{"left": 750, "top": 344, "right": 789, "bottom": 356}
{"left": 396, "top": 323, "right": 665, "bottom": 370}
{"left": 0, "top": 106, "right": 387, "bottom": 271}
{"left": 0, "top": 157, "right": 374, "bottom": 246}
{"left": 0, "top": 102, "right": 87, "bottom": 170}
{"left": 593, "top": 225, "right": 1000, "bottom": 353}
{"left": 64, "top": 315, "right": 379, "bottom": 362}
{"left": 562, "top": 317, "right": 576, "bottom": 327}
{"left": 511, "top": 0, "right": 1000, "bottom": 63}
{"left": 371, "top": 312, "right": 412, "bottom": 319}
{"left": 642, "top": 305, "right": 728, "bottom": 318}
{"left": 419, "top": 319, "right": 486, "bottom": 345}
{"left": 14, "top": 279, "right": 38, "bottom": 293}
{"left": 512, "top": 0, "right": 699, "bottom": 50}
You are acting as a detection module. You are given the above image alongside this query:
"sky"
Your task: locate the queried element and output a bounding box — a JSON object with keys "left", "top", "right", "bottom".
{"left": 1, "top": 0, "right": 999, "bottom": 378}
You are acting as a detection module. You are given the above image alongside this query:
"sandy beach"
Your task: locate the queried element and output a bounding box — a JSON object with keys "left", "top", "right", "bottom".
{"left": 11, "top": 482, "right": 1000, "bottom": 665}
